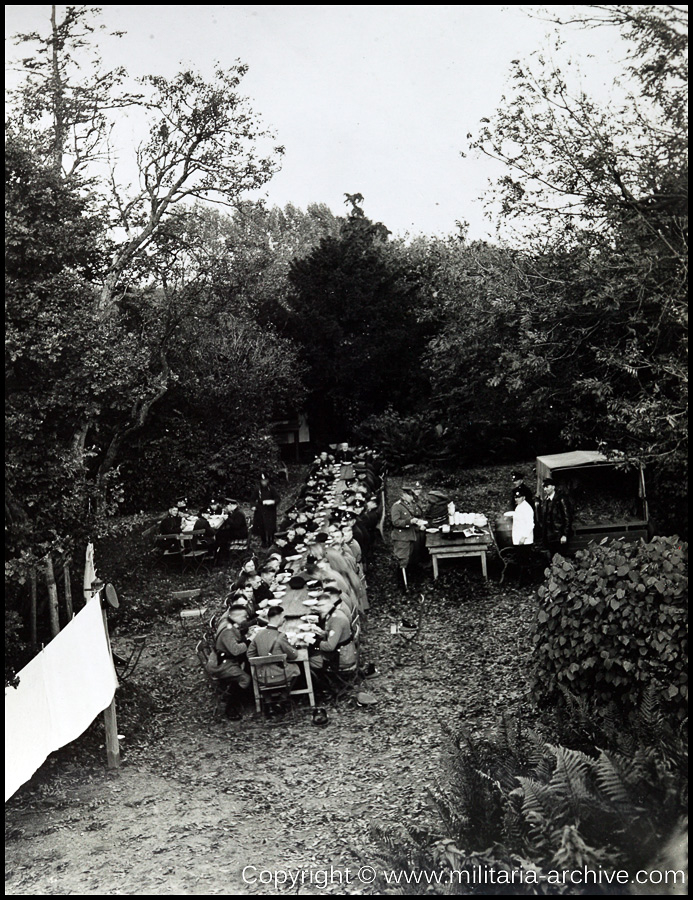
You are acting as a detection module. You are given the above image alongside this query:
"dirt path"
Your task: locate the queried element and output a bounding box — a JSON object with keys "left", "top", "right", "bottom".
{"left": 6, "top": 485, "right": 538, "bottom": 895}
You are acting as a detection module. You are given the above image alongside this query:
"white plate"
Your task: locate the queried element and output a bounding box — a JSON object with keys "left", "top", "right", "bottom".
{"left": 285, "top": 554, "right": 303, "bottom": 561}
{"left": 303, "top": 599, "right": 319, "bottom": 607}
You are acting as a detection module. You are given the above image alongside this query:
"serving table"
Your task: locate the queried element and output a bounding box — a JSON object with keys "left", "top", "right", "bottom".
{"left": 425, "top": 527, "right": 491, "bottom": 580}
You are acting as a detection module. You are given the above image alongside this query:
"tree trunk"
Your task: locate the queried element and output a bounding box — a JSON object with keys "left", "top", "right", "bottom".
{"left": 63, "top": 559, "right": 73, "bottom": 620}
{"left": 45, "top": 554, "right": 60, "bottom": 638}
{"left": 50, "top": 5, "right": 65, "bottom": 174}
{"left": 96, "top": 354, "right": 170, "bottom": 486}
{"left": 29, "top": 568, "right": 38, "bottom": 647}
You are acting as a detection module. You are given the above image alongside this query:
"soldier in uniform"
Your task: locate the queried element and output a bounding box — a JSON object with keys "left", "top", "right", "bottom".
{"left": 252, "top": 474, "right": 281, "bottom": 547}
{"left": 308, "top": 594, "right": 357, "bottom": 684}
{"left": 247, "top": 605, "right": 301, "bottom": 690}
{"left": 205, "top": 604, "right": 252, "bottom": 720}
{"left": 539, "top": 477, "right": 572, "bottom": 556}
{"left": 215, "top": 498, "right": 248, "bottom": 560}
{"left": 159, "top": 505, "right": 182, "bottom": 535}
{"left": 509, "top": 471, "right": 535, "bottom": 512}
{"left": 390, "top": 484, "right": 427, "bottom": 585}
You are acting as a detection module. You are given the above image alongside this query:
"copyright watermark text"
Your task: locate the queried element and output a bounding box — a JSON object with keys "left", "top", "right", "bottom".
{"left": 242, "top": 863, "right": 686, "bottom": 891}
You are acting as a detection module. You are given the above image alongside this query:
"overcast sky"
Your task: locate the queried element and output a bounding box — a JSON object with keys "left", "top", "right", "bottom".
{"left": 5, "top": 5, "right": 629, "bottom": 240}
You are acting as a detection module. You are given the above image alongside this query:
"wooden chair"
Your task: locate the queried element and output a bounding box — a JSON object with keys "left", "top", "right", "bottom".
{"left": 112, "top": 635, "right": 147, "bottom": 681}
{"left": 392, "top": 593, "right": 427, "bottom": 667}
{"left": 181, "top": 529, "right": 215, "bottom": 573}
{"left": 248, "top": 655, "right": 295, "bottom": 719}
{"left": 153, "top": 533, "right": 184, "bottom": 568}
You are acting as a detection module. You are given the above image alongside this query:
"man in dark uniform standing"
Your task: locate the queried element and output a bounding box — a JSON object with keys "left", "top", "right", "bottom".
{"left": 539, "top": 477, "right": 572, "bottom": 557}
{"left": 252, "top": 474, "right": 281, "bottom": 547}
{"left": 390, "top": 484, "right": 427, "bottom": 586}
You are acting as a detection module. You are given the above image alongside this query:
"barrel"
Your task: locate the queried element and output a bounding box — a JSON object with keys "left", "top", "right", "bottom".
{"left": 495, "top": 514, "right": 514, "bottom": 549}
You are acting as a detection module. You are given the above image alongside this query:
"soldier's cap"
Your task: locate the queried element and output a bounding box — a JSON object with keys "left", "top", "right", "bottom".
{"left": 289, "top": 575, "right": 306, "bottom": 589}
{"left": 267, "top": 605, "right": 284, "bottom": 618}
{"left": 227, "top": 603, "right": 247, "bottom": 613}
{"left": 542, "top": 477, "right": 556, "bottom": 486}
{"left": 224, "top": 497, "right": 239, "bottom": 505}
{"left": 402, "top": 481, "right": 422, "bottom": 492}
{"left": 513, "top": 489, "right": 526, "bottom": 499}
{"left": 511, "top": 472, "right": 524, "bottom": 481}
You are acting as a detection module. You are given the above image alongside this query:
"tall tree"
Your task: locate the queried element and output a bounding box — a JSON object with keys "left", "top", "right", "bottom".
{"left": 101, "top": 65, "right": 284, "bottom": 314}
{"left": 281, "top": 196, "right": 431, "bottom": 439}
{"left": 9, "top": 4, "right": 133, "bottom": 175}
{"left": 466, "top": 6, "right": 687, "bottom": 484}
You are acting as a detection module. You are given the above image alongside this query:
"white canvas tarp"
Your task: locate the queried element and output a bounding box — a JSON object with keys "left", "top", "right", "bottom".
{"left": 5, "top": 596, "right": 118, "bottom": 801}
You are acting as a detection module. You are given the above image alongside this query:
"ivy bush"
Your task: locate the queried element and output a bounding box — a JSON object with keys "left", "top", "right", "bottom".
{"left": 532, "top": 536, "right": 687, "bottom": 718}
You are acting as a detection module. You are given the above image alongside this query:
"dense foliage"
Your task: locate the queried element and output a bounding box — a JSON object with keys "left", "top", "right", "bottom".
{"left": 378, "top": 704, "right": 687, "bottom": 894}
{"left": 275, "top": 196, "right": 433, "bottom": 442}
{"left": 464, "top": 5, "right": 688, "bottom": 520}
{"left": 532, "top": 537, "right": 688, "bottom": 719}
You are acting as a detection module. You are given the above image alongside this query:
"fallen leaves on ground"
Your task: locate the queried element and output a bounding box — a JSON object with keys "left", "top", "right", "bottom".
{"left": 5, "top": 466, "right": 542, "bottom": 895}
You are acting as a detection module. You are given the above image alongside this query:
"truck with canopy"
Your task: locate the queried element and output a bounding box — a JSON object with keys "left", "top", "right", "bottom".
{"left": 536, "top": 450, "right": 650, "bottom": 553}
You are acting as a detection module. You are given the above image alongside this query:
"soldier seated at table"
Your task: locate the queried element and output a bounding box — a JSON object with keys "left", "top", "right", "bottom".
{"left": 187, "top": 508, "right": 215, "bottom": 551}
{"left": 236, "top": 582, "right": 259, "bottom": 616}
{"left": 308, "top": 594, "right": 357, "bottom": 688}
{"left": 247, "top": 606, "right": 300, "bottom": 688}
{"left": 246, "top": 572, "right": 273, "bottom": 606}
{"left": 335, "top": 442, "right": 354, "bottom": 463}
{"left": 205, "top": 604, "right": 252, "bottom": 720}
{"left": 231, "top": 557, "right": 260, "bottom": 589}
{"left": 216, "top": 498, "right": 248, "bottom": 554}
{"left": 160, "top": 505, "right": 182, "bottom": 535}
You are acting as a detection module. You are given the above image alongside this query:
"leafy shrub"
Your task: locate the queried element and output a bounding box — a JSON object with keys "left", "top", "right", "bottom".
{"left": 532, "top": 536, "right": 687, "bottom": 719}
{"left": 354, "top": 407, "right": 455, "bottom": 470}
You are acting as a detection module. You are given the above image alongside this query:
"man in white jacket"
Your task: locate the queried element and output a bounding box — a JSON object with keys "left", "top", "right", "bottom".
{"left": 511, "top": 490, "right": 535, "bottom": 546}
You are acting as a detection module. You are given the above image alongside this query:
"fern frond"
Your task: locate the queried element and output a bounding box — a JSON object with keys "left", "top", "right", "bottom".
{"left": 517, "top": 776, "right": 554, "bottom": 827}
{"left": 547, "top": 744, "right": 595, "bottom": 817}
{"left": 594, "top": 750, "right": 632, "bottom": 807}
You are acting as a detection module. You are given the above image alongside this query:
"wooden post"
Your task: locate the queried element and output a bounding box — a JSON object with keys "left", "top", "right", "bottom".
{"left": 45, "top": 554, "right": 60, "bottom": 637}
{"left": 63, "top": 558, "right": 73, "bottom": 620}
{"left": 100, "top": 606, "right": 121, "bottom": 770}
{"left": 29, "top": 567, "right": 38, "bottom": 647}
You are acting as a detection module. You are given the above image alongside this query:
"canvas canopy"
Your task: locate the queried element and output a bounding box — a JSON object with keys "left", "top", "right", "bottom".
{"left": 536, "top": 450, "right": 612, "bottom": 492}
{"left": 536, "top": 450, "right": 645, "bottom": 500}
